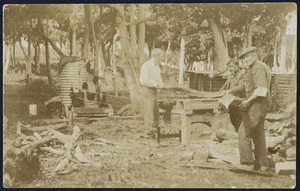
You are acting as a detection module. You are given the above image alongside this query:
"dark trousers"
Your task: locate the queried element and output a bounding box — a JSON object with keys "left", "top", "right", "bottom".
{"left": 228, "top": 105, "right": 244, "bottom": 133}
{"left": 238, "top": 102, "right": 268, "bottom": 166}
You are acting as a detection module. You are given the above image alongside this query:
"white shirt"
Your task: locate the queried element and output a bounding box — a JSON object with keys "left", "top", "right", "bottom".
{"left": 139, "top": 59, "right": 164, "bottom": 88}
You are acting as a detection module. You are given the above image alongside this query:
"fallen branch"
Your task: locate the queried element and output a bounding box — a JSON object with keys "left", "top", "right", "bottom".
{"left": 180, "top": 164, "right": 231, "bottom": 170}
{"left": 40, "top": 147, "right": 64, "bottom": 156}
{"left": 47, "top": 128, "right": 70, "bottom": 143}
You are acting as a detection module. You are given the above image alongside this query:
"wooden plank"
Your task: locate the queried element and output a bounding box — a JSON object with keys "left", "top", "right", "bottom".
{"left": 275, "top": 161, "right": 296, "bottom": 175}
{"left": 228, "top": 164, "right": 276, "bottom": 177}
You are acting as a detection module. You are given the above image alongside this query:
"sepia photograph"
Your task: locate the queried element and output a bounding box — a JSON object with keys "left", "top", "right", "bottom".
{"left": 3, "top": 3, "right": 297, "bottom": 188}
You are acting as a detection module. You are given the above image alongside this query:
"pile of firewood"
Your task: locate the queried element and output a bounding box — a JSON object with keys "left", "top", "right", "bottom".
{"left": 266, "top": 121, "right": 296, "bottom": 162}
{"left": 3, "top": 122, "right": 101, "bottom": 187}
{"left": 265, "top": 102, "right": 296, "bottom": 175}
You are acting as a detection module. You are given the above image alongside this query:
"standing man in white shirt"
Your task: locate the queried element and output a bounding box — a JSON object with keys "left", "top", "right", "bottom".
{"left": 139, "top": 48, "right": 165, "bottom": 138}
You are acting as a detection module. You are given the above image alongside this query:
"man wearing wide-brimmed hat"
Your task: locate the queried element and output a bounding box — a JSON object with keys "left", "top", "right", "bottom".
{"left": 238, "top": 46, "right": 272, "bottom": 171}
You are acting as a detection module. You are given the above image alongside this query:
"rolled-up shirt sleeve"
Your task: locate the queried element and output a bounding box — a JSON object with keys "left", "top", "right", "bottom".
{"left": 139, "top": 63, "right": 158, "bottom": 88}
{"left": 253, "top": 68, "right": 268, "bottom": 97}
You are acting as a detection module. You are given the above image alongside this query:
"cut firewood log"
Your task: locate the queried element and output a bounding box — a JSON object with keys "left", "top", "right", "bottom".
{"left": 285, "top": 146, "right": 296, "bottom": 161}
{"left": 53, "top": 158, "right": 70, "bottom": 172}
{"left": 74, "top": 146, "right": 90, "bottom": 163}
{"left": 74, "top": 146, "right": 102, "bottom": 166}
{"left": 3, "top": 173, "right": 13, "bottom": 187}
{"left": 215, "top": 129, "right": 238, "bottom": 141}
{"left": 40, "top": 147, "right": 64, "bottom": 156}
{"left": 56, "top": 162, "right": 78, "bottom": 175}
{"left": 16, "top": 122, "right": 26, "bottom": 137}
{"left": 47, "top": 128, "right": 70, "bottom": 143}
{"left": 71, "top": 126, "right": 81, "bottom": 141}
{"left": 33, "top": 132, "right": 43, "bottom": 140}
{"left": 48, "top": 125, "right": 81, "bottom": 144}
{"left": 266, "top": 135, "right": 285, "bottom": 148}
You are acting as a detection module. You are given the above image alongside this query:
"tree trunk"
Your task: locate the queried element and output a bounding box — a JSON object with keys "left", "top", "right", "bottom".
{"left": 130, "top": 4, "right": 138, "bottom": 68}
{"left": 178, "top": 37, "right": 185, "bottom": 85}
{"left": 117, "top": 5, "right": 141, "bottom": 113}
{"left": 207, "top": 17, "right": 228, "bottom": 70}
{"left": 3, "top": 44, "right": 11, "bottom": 75}
{"left": 26, "top": 39, "right": 32, "bottom": 76}
{"left": 60, "top": 35, "right": 63, "bottom": 50}
{"left": 94, "top": 45, "right": 105, "bottom": 78}
{"left": 18, "top": 39, "right": 28, "bottom": 61}
{"left": 34, "top": 44, "right": 41, "bottom": 74}
{"left": 151, "top": 39, "right": 156, "bottom": 53}
{"left": 137, "top": 4, "right": 146, "bottom": 66}
{"left": 82, "top": 4, "right": 91, "bottom": 59}
{"left": 245, "top": 17, "right": 255, "bottom": 48}
{"left": 69, "top": 30, "right": 73, "bottom": 56}
{"left": 12, "top": 41, "right": 16, "bottom": 68}
{"left": 71, "top": 28, "right": 77, "bottom": 56}
{"left": 102, "top": 43, "right": 109, "bottom": 68}
{"left": 45, "top": 41, "right": 53, "bottom": 87}
{"left": 123, "top": 66, "right": 142, "bottom": 115}
{"left": 112, "top": 32, "right": 119, "bottom": 96}
{"left": 36, "top": 44, "right": 41, "bottom": 74}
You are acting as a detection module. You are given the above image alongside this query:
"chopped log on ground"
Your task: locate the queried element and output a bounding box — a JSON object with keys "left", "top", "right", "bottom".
{"left": 3, "top": 123, "right": 101, "bottom": 187}
{"left": 215, "top": 129, "right": 238, "bottom": 142}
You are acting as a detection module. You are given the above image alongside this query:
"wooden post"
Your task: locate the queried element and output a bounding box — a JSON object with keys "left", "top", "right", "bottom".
{"left": 164, "top": 39, "right": 171, "bottom": 80}
{"left": 26, "top": 39, "right": 32, "bottom": 76}
{"left": 178, "top": 37, "right": 185, "bottom": 85}
{"left": 112, "top": 32, "right": 118, "bottom": 97}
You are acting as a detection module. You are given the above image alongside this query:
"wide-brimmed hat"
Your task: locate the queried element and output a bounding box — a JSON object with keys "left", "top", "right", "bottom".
{"left": 238, "top": 47, "right": 257, "bottom": 59}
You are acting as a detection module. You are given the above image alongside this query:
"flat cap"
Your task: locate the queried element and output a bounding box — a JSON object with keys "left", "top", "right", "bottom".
{"left": 238, "top": 47, "right": 257, "bottom": 59}
{"left": 151, "top": 48, "right": 164, "bottom": 57}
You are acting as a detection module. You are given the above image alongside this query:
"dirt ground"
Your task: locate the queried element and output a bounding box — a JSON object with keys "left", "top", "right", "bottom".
{"left": 3, "top": 73, "right": 296, "bottom": 188}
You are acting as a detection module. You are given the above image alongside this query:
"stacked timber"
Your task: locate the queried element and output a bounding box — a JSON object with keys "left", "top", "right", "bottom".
{"left": 265, "top": 102, "right": 296, "bottom": 175}
{"left": 270, "top": 74, "right": 296, "bottom": 111}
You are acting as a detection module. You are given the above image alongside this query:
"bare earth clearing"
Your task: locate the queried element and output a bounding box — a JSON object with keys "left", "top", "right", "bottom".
{"left": 3, "top": 74, "right": 295, "bottom": 188}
